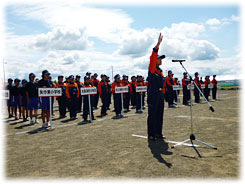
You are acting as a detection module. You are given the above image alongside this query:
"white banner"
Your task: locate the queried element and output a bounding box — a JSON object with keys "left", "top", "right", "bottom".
{"left": 80, "top": 87, "right": 97, "bottom": 95}
{"left": 173, "top": 85, "right": 180, "bottom": 90}
{"left": 115, "top": 86, "right": 129, "bottom": 94}
{"left": 201, "top": 84, "right": 205, "bottom": 89}
{"left": 38, "top": 88, "right": 62, "bottom": 97}
{"left": 136, "top": 86, "right": 147, "bottom": 93}
{"left": 208, "top": 84, "right": 213, "bottom": 89}
{"left": 2, "top": 90, "right": 10, "bottom": 99}
{"left": 187, "top": 85, "right": 194, "bottom": 90}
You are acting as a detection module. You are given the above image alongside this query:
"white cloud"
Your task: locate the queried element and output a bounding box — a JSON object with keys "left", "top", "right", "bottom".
{"left": 10, "top": 3, "right": 133, "bottom": 43}
{"left": 34, "top": 28, "right": 92, "bottom": 51}
{"left": 206, "top": 14, "right": 240, "bottom": 30}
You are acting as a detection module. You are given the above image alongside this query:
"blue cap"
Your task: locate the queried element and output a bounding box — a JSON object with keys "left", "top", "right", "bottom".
{"left": 76, "top": 75, "right": 81, "bottom": 78}
{"left": 14, "top": 78, "right": 20, "bottom": 82}
{"left": 69, "top": 75, "right": 74, "bottom": 79}
{"left": 58, "top": 75, "right": 64, "bottom": 79}
{"left": 168, "top": 70, "right": 172, "bottom": 73}
{"left": 42, "top": 70, "right": 50, "bottom": 76}
{"left": 123, "top": 75, "right": 128, "bottom": 80}
{"left": 114, "top": 74, "right": 120, "bottom": 79}
{"left": 22, "top": 79, "right": 27, "bottom": 83}
{"left": 94, "top": 73, "right": 98, "bottom": 76}
{"left": 29, "top": 73, "right": 36, "bottom": 78}
{"left": 8, "top": 78, "right": 13, "bottom": 81}
{"left": 84, "top": 75, "right": 90, "bottom": 80}
{"left": 195, "top": 72, "right": 199, "bottom": 76}
{"left": 183, "top": 72, "right": 187, "bottom": 75}
{"left": 86, "top": 72, "right": 91, "bottom": 75}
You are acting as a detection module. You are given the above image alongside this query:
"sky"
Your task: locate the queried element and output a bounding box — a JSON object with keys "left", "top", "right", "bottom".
{"left": 2, "top": 0, "right": 242, "bottom": 81}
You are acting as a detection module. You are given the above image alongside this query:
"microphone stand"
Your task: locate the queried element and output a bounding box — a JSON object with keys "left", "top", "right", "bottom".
{"left": 171, "top": 60, "right": 217, "bottom": 150}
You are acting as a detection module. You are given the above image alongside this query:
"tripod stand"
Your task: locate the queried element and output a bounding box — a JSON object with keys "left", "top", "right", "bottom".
{"left": 171, "top": 60, "right": 217, "bottom": 150}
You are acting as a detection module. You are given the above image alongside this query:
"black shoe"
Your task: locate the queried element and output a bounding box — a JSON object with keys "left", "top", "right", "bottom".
{"left": 92, "top": 118, "right": 96, "bottom": 120}
{"left": 148, "top": 135, "right": 156, "bottom": 141}
{"left": 136, "top": 110, "right": 143, "bottom": 114}
{"left": 169, "top": 105, "right": 176, "bottom": 108}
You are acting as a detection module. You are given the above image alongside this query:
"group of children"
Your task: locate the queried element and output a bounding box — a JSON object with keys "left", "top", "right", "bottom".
{"left": 5, "top": 69, "right": 218, "bottom": 128}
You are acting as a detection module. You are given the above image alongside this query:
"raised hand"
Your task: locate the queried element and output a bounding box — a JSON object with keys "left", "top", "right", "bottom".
{"left": 156, "top": 33, "right": 163, "bottom": 49}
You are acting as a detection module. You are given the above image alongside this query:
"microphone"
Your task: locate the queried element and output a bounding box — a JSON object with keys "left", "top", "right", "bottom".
{"left": 172, "top": 60, "right": 186, "bottom": 62}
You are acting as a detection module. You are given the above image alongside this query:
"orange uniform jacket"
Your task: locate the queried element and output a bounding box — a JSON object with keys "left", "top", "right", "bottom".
{"left": 212, "top": 79, "right": 217, "bottom": 86}
{"left": 98, "top": 81, "right": 108, "bottom": 96}
{"left": 111, "top": 81, "right": 123, "bottom": 94}
{"left": 65, "top": 83, "right": 79, "bottom": 99}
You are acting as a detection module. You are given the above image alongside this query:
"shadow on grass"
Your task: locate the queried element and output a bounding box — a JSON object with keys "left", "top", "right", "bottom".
{"left": 27, "top": 127, "right": 53, "bottom": 134}
{"left": 148, "top": 139, "right": 173, "bottom": 168}
{"left": 15, "top": 123, "right": 35, "bottom": 129}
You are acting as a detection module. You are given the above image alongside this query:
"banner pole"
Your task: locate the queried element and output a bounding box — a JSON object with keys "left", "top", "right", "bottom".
{"left": 88, "top": 95, "right": 92, "bottom": 122}
{"left": 141, "top": 94, "right": 143, "bottom": 111}
{"left": 49, "top": 96, "right": 52, "bottom": 128}
{"left": 121, "top": 93, "right": 124, "bottom": 115}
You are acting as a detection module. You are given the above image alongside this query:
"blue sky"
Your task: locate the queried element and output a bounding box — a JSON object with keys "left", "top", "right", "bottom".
{"left": 3, "top": 2, "right": 241, "bottom": 81}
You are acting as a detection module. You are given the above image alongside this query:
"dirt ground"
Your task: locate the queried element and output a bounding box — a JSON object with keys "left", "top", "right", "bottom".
{"left": 4, "top": 90, "right": 240, "bottom": 179}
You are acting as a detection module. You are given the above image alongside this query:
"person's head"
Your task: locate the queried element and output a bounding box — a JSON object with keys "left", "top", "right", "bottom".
{"left": 58, "top": 76, "right": 64, "bottom": 83}
{"left": 76, "top": 75, "right": 81, "bottom": 82}
{"left": 114, "top": 74, "right": 121, "bottom": 83}
{"left": 101, "top": 74, "right": 106, "bottom": 81}
{"left": 131, "top": 76, "right": 136, "bottom": 82}
{"left": 195, "top": 72, "right": 199, "bottom": 77}
{"left": 200, "top": 77, "right": 202, "bottom": 80}
{"left": 35, "top": 78, "right": 39, "bottom": 83}
{"left": 69, "top": 75, "right": 75, "bottom": 83}
{"left": 29, "top": 73, "right": 36, "bottom": 82}
{"left": 123, "top": 75, "right": 128, "bottom": 82}
{"left": 84, "top": 76, "right": 90, "bottom": 84}
{"left": 156, "top": 55, "right": 165, "bottom": 66}
{"left": 42, "top": 70, "right": 50, "bottom": 80}
{"left": 22, "top": 79, "right": 27, "bottom": 87}
{"left": 8, "top": 78, "right": 13, "bottom": 85}
{"left": 168, "top": 70, "right": 172, "bottom": 76}
{"left": 213, "top": 75, "right": 216, "bottom": 79}
{"left": 14, "top": 78, "right": 20, "bottom": 86}
{"left": 183, "top": 72, "right": 187, "bottom": 78}
{"left": 94, "top": 73, "right": 98, "bottom": 79}
{"left": 49, "top": 76, "right": 52, "bottom": 81}
{"left": 86, "top": 72, "right": 91, "bottom": 77}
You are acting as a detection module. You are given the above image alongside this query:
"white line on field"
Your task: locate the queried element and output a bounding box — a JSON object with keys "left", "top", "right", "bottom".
{"left": 131, "top": 134, "right": 200, "bottom": 147}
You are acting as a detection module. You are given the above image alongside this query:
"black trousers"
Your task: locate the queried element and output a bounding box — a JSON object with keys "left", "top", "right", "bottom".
{"left": 136, "top": 93, "right": 142, "bottom": 111}
{"left": 57, "top": 97, "right": 66, "bottom": 116}
{"left": 167, "top": 88, "right": 174, "bottom": 106}
{"left": 131, "top": 92, "right": 136, "bottom": 106}
{"left": 123, "top": 92, "right": 130, "bottom": 110}
{"left": 101, "top": 93, "right": 108, "bottom": 114}
{"left": 212, "top": 86, "right": 217, "bottom": 99}
{"left": 204, "top": 88, "right": 209, "bottom": 101}
{"left": 83, "top": 95, "right": 94, "bottom": 120}
{"left": 194, "top": 87, "right": 200, "bottom": 103}
{"left": 68, "top": 97, "right": 77, "bottom": 118}
{"left": 183, "top": 86, "right": 189, "bottom": 105}
{"left": 107, "top": 92, "right": 111, "bottom": 108}
{"left": 77, "top": 96, "right": 82, "bottom": 112}
{"left": 113, "top": 94, "right": 122, "bottom": 115}
{"left": 93, "top": 93, "right": 99, "bottom": 108}
{"left": 147, "top": 91, "right": 164, "bottom": 137}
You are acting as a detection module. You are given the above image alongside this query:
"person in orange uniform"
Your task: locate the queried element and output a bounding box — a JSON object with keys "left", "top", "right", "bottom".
{"left": 182, "top": 72, "right": 190, "bottom": 105}
{"left": 106, "top": 75, "right": 112, "bottom": 110}
{"left": 204, "top": 75, "right": 211, "bottom": 101}
{"left": 135, "top": 75, "right": 143, "bottom": 113}
{"left": 65, "top": 75, "right": 79, "bottom": 120}
{"left": 56, "top": 76, "right": 67, "bottom": 118}
{"left": 98, "top": 74, "right": 109, "bottom": 116}
{"left": 194, "top": 72, "right": 201, "bottom": 103}
{"left": 130, "top": 76, "right": 137, "bottom": 109}
{"left": 212, "top": 75, "right": 217, "bottom": 100}
{"left": 75, "top": 75, "right": 83, "bottom": 113}
{"left": 165, "top": 70, "right": 175, "bottom": 108}
{"left": 147, "top": 33, "right": 166, "bottom": 141}
{"left": 82, "top": 76, "right": 95, "bottom": 122}
{"left": 122, "top": 75, "right": 130, "bottom": 112}
{"left": 92, "top": 73, "right": 100, "bottom": 109}
{"left": 111, "top": 74, "right": 123, "bottom": 118}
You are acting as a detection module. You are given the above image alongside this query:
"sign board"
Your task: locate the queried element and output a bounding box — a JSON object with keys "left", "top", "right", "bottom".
{"left": 187, "top": 85, "right": 194, "bottom": 90}
{"left": 201, "top": 84, "right": 205, "bottom": 89}
{"left": 38, "top": 88, "right": 62, "bottom": 97}
{"left": 80, "top": 87, "right": 97, "bottom": 95}
{"left": 2, "top": 90, "right": 10, "bottom": 99}
{"left": 173, "top": 85, "right": 181, "bottom": 90}
{"left": 208, "top": 84, "right": 213, "bottom": 89}
{"left": 115, "top": 86, "right": 129, "bottom": 94}
{"left": 136, "top": 86, "right": 147, "bottom": 93}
